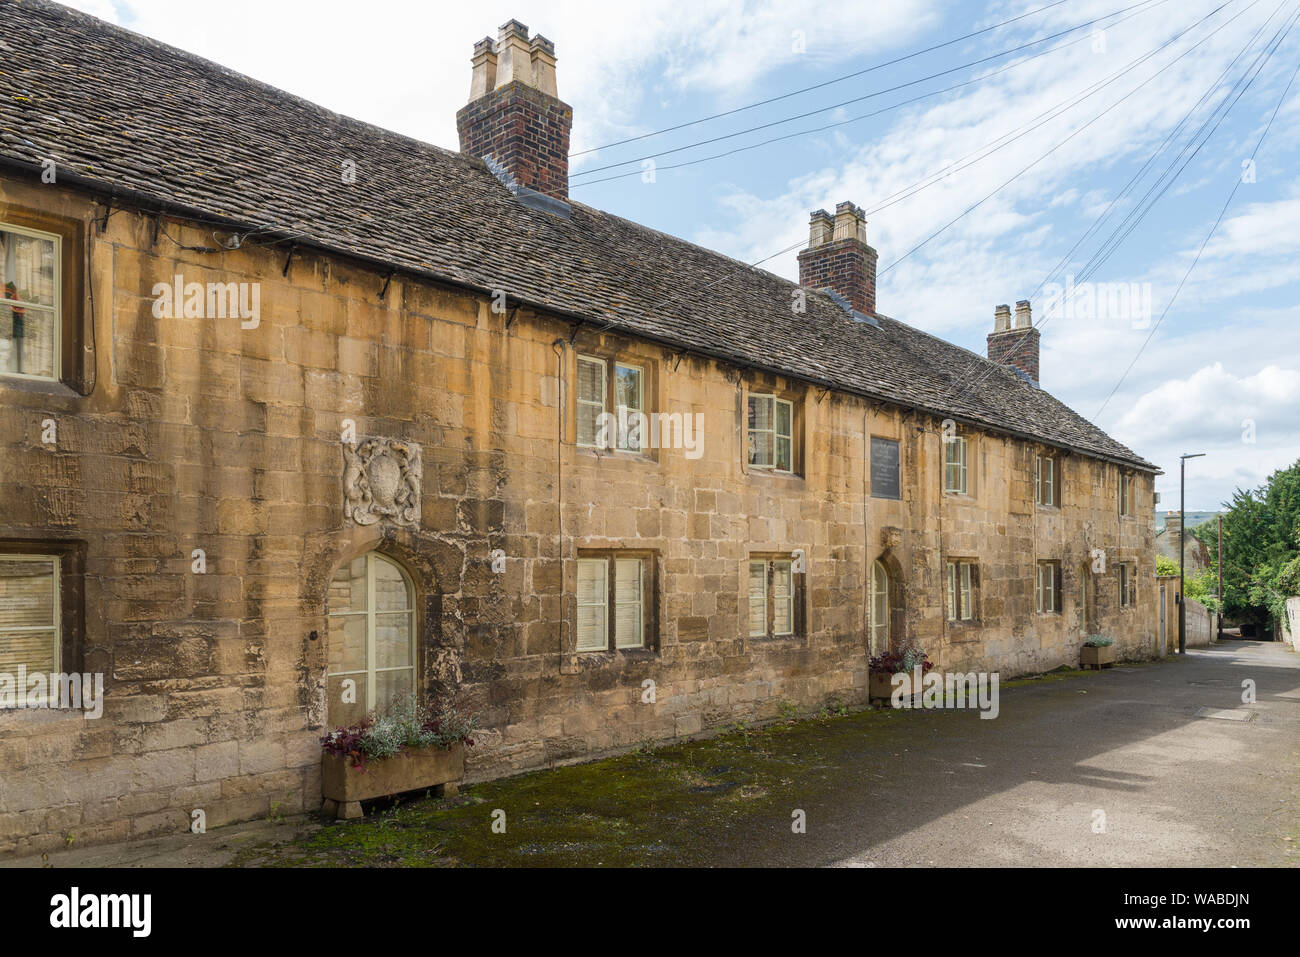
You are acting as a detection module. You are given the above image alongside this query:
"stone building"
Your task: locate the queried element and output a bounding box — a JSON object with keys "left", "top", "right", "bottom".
{"left": 0, "top": 2, "right": 1158, "bottom": 855}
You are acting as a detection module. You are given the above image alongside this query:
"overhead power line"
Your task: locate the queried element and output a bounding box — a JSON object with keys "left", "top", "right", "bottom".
{"left": 571, "top": 0, "right": 1075, "bottom": 157}
{"left": 942, "top": 0, "right": 1294, "bottom": 411}
{"left": 570, "top": 0, "right": 1175, "bottom": 190}
{"left": 570, "top": 0, "right": 1170, "bottom": 179}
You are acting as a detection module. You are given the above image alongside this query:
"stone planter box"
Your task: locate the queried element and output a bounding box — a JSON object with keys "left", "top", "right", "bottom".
{"left": 869, "top": 670, "right": 936, "bottom": 703}
{"left": 1081, "top": 643, "right": 1116, "bottom": 669}
{"left": 321, "top": 741, "right": 465, "bottom": 820}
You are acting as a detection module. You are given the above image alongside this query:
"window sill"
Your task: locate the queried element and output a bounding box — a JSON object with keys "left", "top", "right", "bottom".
{"left": 746, "top": 467, "right": 803, "bottom": 483}
{"left": 577, "top": 446, "right": 660, "bottom": 467}
{"left": 943, "top": 490, "right": 974, "bottom": 501}
{"left": 0, "top": 375, "right": 82, "bottom": 399}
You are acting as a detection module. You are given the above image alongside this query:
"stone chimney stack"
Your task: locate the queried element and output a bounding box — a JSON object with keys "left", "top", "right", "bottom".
{"left": 1165, "top": 510, "right": 1183, "bottom": 537}
{"left": 797, "top": 201, "right": 878, "bottom": 315}
{"left": 456, "top": 20, "right": 573, "bottom": 202}
{"left": 986, "top": 298, "right": 1041, "bottom": 385}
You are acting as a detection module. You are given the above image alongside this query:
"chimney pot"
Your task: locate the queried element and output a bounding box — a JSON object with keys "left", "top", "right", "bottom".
{"left": 468, "top": 37, "right": 498, "bottom": 102}
{"left": 987, "top": 298, "right": 1041, "bottom": 385}
{"left": 797, "top": 199, "right": 878, "bottom": 315}
{"left": 808, "top": 209, "right": 833, "bottom": 247}
{"left": 457, "top": 19, "right": 573, "bottom": 202}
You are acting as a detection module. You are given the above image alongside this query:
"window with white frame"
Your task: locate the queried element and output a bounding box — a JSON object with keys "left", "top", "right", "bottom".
{"left": 0, "top": 555, "right": 60, "bottom": 678}
{"left": 0, "top": 224, "right": 60, "bottom": 381}
{"left": 326, "top": 553, "right": 416, "bottom": 727}
{"left": 870, "top": 560, "right": 890, "bottom": 654}
{"left": 1119, "top": 472, "right": 1135, "bottom": 517}
{"left": 576, "top": 554, "right": 648, "bottom": 651}
{"left": 1119, "top": 563, "right": 1136, "bottom": 607}
{"left": 946, "top": 560, "right": 976, "bottom": 621}
{"left": 576, "top": 355, "right": 607, "bottom": 448}
{"left": 944, "top": 436, "right": 969, "bottom": 494}
{"left": 1036, "top": 561, "right": 1061, "bottom": 613}
{"left": 748, "top": 557, "right": 796, "bottom": 637}
{"left": 1036, "top": 455, "right": 1057, "bottom": 506}
{"left": 747, "top": 393, "right": 793, "bottom": 472}
{"left": 577, "top": 355, "right": 646, "bottom": 452}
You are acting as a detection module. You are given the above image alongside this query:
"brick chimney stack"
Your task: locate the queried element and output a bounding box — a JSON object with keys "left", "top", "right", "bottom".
{"left": 456, "top": 20, "right": 572, "bottom": 202}
{"left": 797, "top": 201, "right": 878, "bottom": 315}
{"left": 986, "top": 299, "right": 1041, "bottom": 385}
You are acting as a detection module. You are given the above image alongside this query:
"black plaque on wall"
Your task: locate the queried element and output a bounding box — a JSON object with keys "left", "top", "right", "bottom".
{"left": 871, "top": 437, "right": 901, "bottom": 499}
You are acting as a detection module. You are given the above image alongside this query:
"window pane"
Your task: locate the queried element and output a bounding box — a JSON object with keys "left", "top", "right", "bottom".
{"left": 773, "top": 563, "right": 792, "bottom": 635}
{"left": 748, "top": 395, "right": 772, "bottom": 431}
{"left": 374, "top": 668, "right": 413, "bottom": 713}
{"left": 614, "top": 558, "right": 643, "bottom": 649}
{"left": 946, "top": 563, "right": 956, "bottom": 620}
{"left": 775, "top": 436, "right": 792, "bottom": 472}
{"left": 775, "top": 399, "right": 792, "bottom": 437}
{"left": 577, "top": 401, "right": 601, "bottom": 447}
{"left": 0, "top": 558, "right": 56, "bottom": 629}
{"left": 326, "top": 674, "right": 368, "bottom": 728}
{"left": 614, "top": 365, "right": 641, "bottom": 412}
{"left": 329, "top": 557, "right": 368, "bottom": 613}
{"left": 373, "top": 558, "right": 411, "bottom": 612}
{"left": 750, "top": 429, "right": 773, "bottom": 468}
{"left": 577, "top": 357, "right": 604, "bottom": 404}
{"left": 748, "top": 561, "right": 766, "bottom": 636}
{"left": 577, "top": 559, "right": 608, "bottom": 651}
{"left": 326, "top": 612, "right": 367, "bottom": 674}
{"left": 374, "top": 612, "right": 413, "bottom": 669}
{"left": 0, "top": 304, "right": 57, "bottom": 379}
{"left": 1, "top": 229, "right": 57, "bottom": 306}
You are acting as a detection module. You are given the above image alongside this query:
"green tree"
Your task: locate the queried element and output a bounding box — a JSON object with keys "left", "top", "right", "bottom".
{"left": 1193, "top": 459, "right": 1300, "bottom": 629}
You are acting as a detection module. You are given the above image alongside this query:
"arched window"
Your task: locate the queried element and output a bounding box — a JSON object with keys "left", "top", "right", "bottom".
{"left": 326, "top": 553, "right": 415, "bottom": 727}
{"left": 870, "top": 560, "right": 890, "bottom": 654}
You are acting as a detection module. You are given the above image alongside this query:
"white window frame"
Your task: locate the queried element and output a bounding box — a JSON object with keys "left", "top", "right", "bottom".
{"left": 0, "top": 222, "right": 62, "bottom": 382}
{"left": 748, "top": 393, "right": 794, "bottom": 473}
{"left": 1036, "top": 455, "right": 1056, "bottom": 507}
{"left": 944, "top": 436, "right": 969, "bottom": 494}
{"left": 0, "top": 554, "right": 61, "bottom": 686}
{"left": 613, "top": 362, "right": 644, "bottom": 453}
{"left": 613, "top": 557, "right": 644, "bottom": 649}
{"left": 1036, "top": 561, "right": 1060, "bottom": 613}
{"left": 748, "top": 560, "right": 768, "bottom": 637}
{"left": 576, "top": 557, "right": 609, "bottom": 651}
{"left": 1119, "top": 563, "right": 1136, "bottom": 607}
{"left": 326, "top": 553, "right": 416, "bottom": 724}
{"left": 946, "top": 560, "right": 975, "bottom": 621}
{"left": 576, "top": 355, "right": 607, "bottom": 449}
{"left": 772, "top": 559, "right": 794, "bottom": 637}
{"left": 1119, "top": 473, "right": 1134, "bottom": 517}
{"left": 870, "top": 560, "right": 890, "bottom": 654}
{"left": 576, "top": 555, "right": 647, "bottom": 652}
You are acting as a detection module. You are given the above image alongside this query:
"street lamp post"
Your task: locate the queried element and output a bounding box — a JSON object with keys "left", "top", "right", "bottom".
{"left": 1179, "top": 453, "right": 1206, "bottom": 655}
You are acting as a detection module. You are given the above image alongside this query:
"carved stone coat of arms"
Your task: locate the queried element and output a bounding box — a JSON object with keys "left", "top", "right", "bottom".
{"left": 342, "top": 437, "right": 422, "bottom": 527}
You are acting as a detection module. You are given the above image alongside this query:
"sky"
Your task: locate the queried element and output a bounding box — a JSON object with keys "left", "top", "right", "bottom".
{"left": 62, "top": 0, "right": 1300, "bottom": 510}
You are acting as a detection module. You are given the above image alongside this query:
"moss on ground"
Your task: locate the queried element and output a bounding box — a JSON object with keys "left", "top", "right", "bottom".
{"left": 232, "top": 663, "right": 1138, "bottom": 868}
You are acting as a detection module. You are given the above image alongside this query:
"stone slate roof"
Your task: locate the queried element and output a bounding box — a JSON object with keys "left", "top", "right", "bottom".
{"left": 0, "top": 0, "right": 1156, "bottom": 470}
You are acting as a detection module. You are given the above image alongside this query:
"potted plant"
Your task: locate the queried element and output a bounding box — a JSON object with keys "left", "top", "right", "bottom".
{"left": 320, "top": 694, "right": 475, "bottom": 820}
{"left": 869, "top": 642, "right": 934, "bottom": 702}
{"left": 1081, "top": 634, "right": 1116, "bottom": 669}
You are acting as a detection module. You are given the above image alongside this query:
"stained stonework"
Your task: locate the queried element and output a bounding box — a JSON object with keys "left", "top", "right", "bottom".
{"left": 0, "top": 176, "right": 1158, "bottom": 858}
{"left": 343, "top": 438, "right": 422, "bottom": 528}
